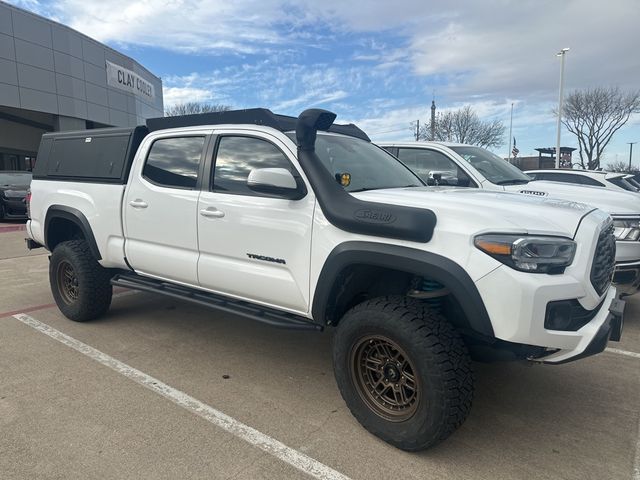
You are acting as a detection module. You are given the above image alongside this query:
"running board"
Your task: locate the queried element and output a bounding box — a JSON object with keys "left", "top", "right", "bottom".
{"left": 111, "top": 273, "right": 323, "bottom": 332}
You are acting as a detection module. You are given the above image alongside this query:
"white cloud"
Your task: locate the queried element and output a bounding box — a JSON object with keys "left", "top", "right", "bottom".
{"left": 13, "top": 0, "right": 637, "bottom": 98}
{"left": 9, "top": 0, "right": 638, "bottom": 157}
{"left": 162, "top": 87, "right": 218, "bottom": 107}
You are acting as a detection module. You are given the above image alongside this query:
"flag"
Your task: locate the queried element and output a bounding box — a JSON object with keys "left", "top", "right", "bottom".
{"left": 512, "top": 137, "right": 519, "bottom": 157}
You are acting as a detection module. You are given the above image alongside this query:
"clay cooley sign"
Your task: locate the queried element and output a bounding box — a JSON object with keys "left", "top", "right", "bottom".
{"left": 106, "top": 61, "right": 155, "bottom": 100}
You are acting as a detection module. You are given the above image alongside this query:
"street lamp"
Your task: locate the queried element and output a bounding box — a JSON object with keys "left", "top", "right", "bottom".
{"left": 555, "top": 47, "right": 569, "bottom": 169}
{"left": 629, "top": 142, "right": 637, "bottom": 172}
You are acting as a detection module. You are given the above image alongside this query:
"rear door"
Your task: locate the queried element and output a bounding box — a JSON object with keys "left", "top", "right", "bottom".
{"left": 197, "top": 131, "right": 314, "bottom": 313}
{"left": 124, "top": 132, "right": 208, "bottom": 285}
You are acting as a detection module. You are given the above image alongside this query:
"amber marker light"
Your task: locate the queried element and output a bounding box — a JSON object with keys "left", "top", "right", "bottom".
{"left": 474, "top": 239, "right": 512, "bottom": 255}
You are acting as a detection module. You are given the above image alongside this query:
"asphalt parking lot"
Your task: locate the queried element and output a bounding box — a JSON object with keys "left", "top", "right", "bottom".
{"left": 1, "top": 223, "right": 639, "bottom": 480}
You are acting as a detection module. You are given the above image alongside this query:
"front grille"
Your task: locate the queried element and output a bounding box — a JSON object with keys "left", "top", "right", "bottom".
{"left": 590, "top": 223, "right": 616, "bottom": 295}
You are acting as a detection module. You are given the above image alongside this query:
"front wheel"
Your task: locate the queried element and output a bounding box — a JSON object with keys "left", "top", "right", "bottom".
{"left": 49, "top": 240, "right": 113, "bottom": 321}
{"left": 332, "top": 296, "right": 473, "bottom": 451}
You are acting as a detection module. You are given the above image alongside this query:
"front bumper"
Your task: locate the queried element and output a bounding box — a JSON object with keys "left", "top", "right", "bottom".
{"left": 538, "top": 296, "right": 624, "bottom": 363}
{"left": 613, "top": 260, "right": 640, "bottom": 296}
{"left": 476, "top": 264, "right": 621, "bottom": 363}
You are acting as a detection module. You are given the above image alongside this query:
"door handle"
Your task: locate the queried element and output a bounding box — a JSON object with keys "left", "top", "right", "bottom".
{"left": 129, "top": 199, "right": 148, "bottom": 209}
{"left": 200, "top": 207, "right": 225, "bottom": 218}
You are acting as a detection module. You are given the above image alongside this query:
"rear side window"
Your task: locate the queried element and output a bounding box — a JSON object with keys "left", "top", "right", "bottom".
{"left": 212, "top": 136, "right": 293, "bottom": 196}
{"left": 578, "top": 175, "right": 605, "bottom": 187}
{"left": 143, "top": 136, "right": 205, "bottom": 189}
{"left": 536, "top": 172, "right": 579, "bottom": 184}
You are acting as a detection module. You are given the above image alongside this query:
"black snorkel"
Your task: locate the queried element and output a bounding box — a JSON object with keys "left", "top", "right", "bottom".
{"left": 295, "top": 109, "right": 437, "bottom": 243}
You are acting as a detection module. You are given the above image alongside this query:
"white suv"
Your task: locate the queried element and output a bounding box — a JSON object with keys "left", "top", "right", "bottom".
{"left": 526, "top": 169, "right": 640, "bottom": 193}
{"left": 380, "top": 142, "right": 640, "bottom": 296}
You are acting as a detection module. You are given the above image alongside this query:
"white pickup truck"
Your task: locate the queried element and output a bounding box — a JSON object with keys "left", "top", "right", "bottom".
{"left": 380, "top": 142, "right": 640, "bottom": 296}
{"left": 27, "top": 109, "right": 623, "bottom": 451}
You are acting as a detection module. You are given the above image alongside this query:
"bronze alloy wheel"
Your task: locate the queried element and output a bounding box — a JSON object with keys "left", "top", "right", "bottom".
{"left": 350, "top": 335, "right": 420, "bottom": 422}
{"left": 56, "top": 259, "right": 79, "bottom": 305}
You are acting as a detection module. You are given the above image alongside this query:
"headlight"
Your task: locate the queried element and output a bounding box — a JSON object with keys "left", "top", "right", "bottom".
{"left": 612, "top": 218, "right": 640, "bottom": 241}
{"left": 474, "top": 234, "right": 576, "bottom": 273}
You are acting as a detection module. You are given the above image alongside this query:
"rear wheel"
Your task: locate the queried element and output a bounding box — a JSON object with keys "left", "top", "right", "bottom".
{"left": 49, "top": 240, "right": 113, "bottom": 321}
{"left": 332, "top": 296, "right": 473, "bottom": 451}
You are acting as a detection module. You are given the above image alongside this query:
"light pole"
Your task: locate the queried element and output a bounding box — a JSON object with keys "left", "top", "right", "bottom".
{"left": 629, "top": 142, "right": 637, "bottom": 172}
{"left": 507, "top": 102, "right": 514, "bottom": 161}
{"left": 555, "top": 47, "right": 569, "bottom": 169}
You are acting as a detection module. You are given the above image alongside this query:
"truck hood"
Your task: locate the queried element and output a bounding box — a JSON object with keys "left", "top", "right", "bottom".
{"left": 352, "top": 187, "right": 596, "bottom": 238}
{"left": 504, "top": 181, "right": 640, "bottom": 216}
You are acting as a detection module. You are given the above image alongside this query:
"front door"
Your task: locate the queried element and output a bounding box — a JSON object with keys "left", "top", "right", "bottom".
{"left": 124, "top": 133, "right": 207, "bottom": 285}
{"left": 197, "top": 132, "right": 314, "bottom": 313}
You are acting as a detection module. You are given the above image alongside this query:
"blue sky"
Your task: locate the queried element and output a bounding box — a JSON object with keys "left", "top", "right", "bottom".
{"left": 9, "top": 0, "right": 640, "bottom": 165}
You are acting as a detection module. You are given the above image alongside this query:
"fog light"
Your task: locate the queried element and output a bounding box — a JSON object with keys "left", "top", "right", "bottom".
{"left": 545, "top": 302, "right": 573, "bottom": 330}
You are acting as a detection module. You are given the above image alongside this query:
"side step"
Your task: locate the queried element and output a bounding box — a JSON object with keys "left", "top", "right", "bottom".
{"left": 111, "top": 273, "right": 323, "bottom": 332}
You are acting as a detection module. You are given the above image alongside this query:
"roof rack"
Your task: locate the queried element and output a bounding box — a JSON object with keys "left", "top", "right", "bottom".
{"left": 145, "top": 108, "right": 370, "bottom": 142}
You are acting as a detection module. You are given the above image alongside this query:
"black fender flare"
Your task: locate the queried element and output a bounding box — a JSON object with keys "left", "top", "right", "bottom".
{"left": 311, "top": 241, "right": 494, "bottom": 337}
{"left": 44, "top": 205, "right": 102, "bottom": 260}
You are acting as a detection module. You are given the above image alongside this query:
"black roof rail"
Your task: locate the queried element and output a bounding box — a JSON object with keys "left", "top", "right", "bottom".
{"left": 145, "top": 108, "right": 370, "bottom": 142}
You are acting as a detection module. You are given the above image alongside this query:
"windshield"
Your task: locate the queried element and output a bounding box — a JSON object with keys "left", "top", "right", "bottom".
{"left": 0, "top": 172, "right": 32, "bottom": 186}
{"left": 286, "top": 133, "right": 423, "bottom": 192}
{"left": 449, "top": 146, "right": 531, "bottom": 185}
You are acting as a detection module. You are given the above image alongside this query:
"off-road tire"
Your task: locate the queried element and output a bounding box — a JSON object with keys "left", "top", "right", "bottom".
{"left": 332, "top": 296, "right": 473, "bottom": 451}
{"left": 49, "top": 240, "right": 112, "bottom": 321}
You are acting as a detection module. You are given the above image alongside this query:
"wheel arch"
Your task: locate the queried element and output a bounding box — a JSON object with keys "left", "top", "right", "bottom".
{"left": 44, "top": 205, "right": 102, "bottom": 260}
{"left": 311, "top": 241, "right": 494, "bottom": 337}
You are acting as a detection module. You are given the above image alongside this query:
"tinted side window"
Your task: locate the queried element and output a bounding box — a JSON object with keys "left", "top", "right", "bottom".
{"left": 381, "top": 146, "right": 398, "bottom": 156}
{"left": 562, "top": 174, "right": 582, "bottom": 184}
{"left": 578, "top": 176, "right": 605, "bottom": 187}
{"left": 143, "top": 137, "right": 205, "bottom": 189}
{"left": 213, "top": 136, "right": 293, "bottom": 196}
{"left": 537, "top": 172, "right": 578, "bottom": 184}
{"left": 397, "top": 148, "right": 474, "bottom": 187}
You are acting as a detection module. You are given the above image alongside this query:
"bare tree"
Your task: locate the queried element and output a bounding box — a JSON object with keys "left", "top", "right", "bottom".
{"left": 606, "top": 160, "right": 639, "bottom": 174}
{"left": 420, "top": 105, "right": 505, "bottom": 148}
{"left": 165, "top": 102, "right": 231, "bottom": 116}
{"left": 562, "top": 87, "right": 640, "bottom": 170}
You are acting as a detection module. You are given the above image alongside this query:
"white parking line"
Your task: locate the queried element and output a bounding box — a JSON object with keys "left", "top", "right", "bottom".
{"left": 12, "top": 313, "right": 351, "bottom": 480}
{"left": 634, "top": 415, "right": 640, "bottom": 480}
{"left": 605, "top": 347, "right": 640, "bottom": 359}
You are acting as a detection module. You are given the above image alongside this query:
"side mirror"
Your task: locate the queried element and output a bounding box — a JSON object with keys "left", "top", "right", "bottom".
{"left": 247, "top": 168, "right": 306, "bottom": 199}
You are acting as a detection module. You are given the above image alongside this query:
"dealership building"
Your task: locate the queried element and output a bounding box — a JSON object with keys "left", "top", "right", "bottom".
{"left": 0, "top": 2, "right": 164, "bottom": 172}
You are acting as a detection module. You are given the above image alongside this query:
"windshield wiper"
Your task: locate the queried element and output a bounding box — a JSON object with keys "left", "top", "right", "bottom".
{"left": 495, "top": 179, "right": 530, "bottom": 185}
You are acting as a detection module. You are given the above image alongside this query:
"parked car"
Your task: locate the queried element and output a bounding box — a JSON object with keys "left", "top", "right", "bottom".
{"left": 625, "top": 174, "right": 640, "bottom": 190}
{"left": 0, "top": 171, "right": 31, "bottom": 220}
{"left": 526, "top": 169, "right": 640, "bottom": 193}
{"left": 379, "top": 142, "right": 640, "bottom": 296}
{"left": 27, "top": 109, "right": 623, "bottom": 451}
